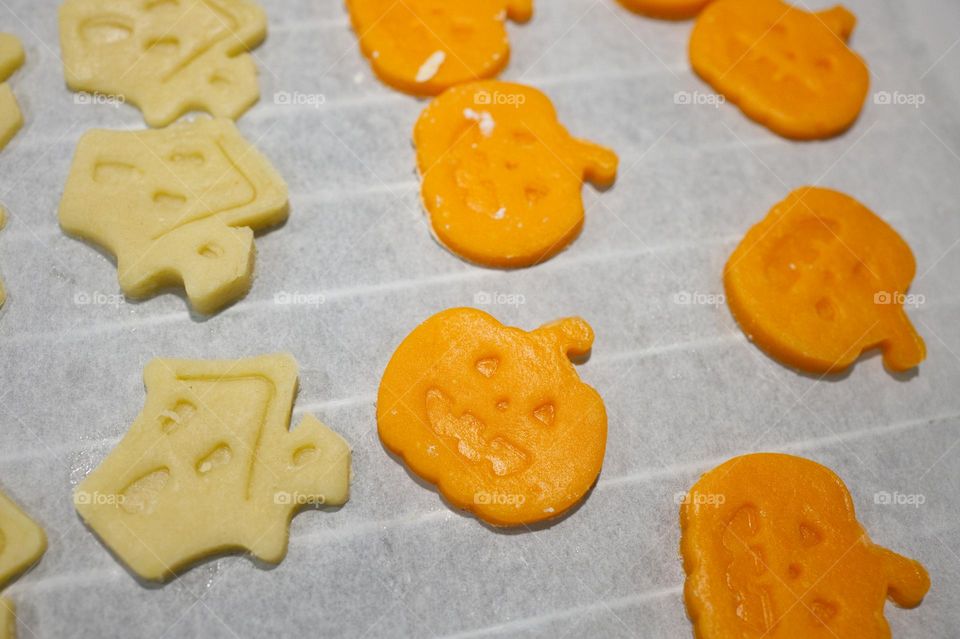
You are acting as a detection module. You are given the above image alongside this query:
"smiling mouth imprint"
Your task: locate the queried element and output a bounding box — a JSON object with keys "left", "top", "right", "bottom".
{"left": 424, "top": 387, "right": 530, "bottom": 477}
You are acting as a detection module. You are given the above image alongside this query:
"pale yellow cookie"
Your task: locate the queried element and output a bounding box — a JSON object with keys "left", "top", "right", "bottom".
{"left": 0, "top": 34, "right": 25, "bottom": 151}
{"left": 59, "top": 118, "right": 288, "bottom": 314}
{"left": 1, "top": 598, "right": 13, "bottom": 639}
{"left": 59, "top": 0, "right": 267, "bottom": 127}
{"left": 0, "top": 488, "right": 47, "bottom": 639}
{"left": 0, "top": 490, "right": 46, "bottom": 591}
{"left": 75, "top": 354, "right": 352, "bottom": 582}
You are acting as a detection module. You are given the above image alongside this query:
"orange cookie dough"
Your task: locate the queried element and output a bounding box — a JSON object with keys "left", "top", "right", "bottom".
{"left": 415, "top": 81, "right": 618, "bottom": 267}
{"left": 377, "top": 308, "right": 607, "bottom": 526}
{"left": 681, "top": 453, "right": 930, "bottom": 638}
{"left": 689, "top": 0, "right": 869, "bottom": 139}
{"left": 346, "top": 0, "right": 533, "bottom": 96}
{"left": 725, "top": 187, "right": 925, "bottom": 374}
{"left": 618, "top": 0, "right": 712, "bottom": 20}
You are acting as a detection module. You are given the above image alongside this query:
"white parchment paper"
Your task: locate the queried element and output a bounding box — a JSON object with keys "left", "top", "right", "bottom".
{"left": 1, "top": 0, "right": 959, "bottom": 636}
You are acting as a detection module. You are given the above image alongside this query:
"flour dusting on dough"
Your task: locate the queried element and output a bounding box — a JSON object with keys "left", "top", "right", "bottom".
{"left": 463, "top": 108, "right": 495, "bottom": 137}
{"left": 416, "top": 51, "right": 446, "bottom": 83}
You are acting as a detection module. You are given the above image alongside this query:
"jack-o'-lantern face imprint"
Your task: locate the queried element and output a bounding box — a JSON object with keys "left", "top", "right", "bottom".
{"left": 689, "top": 0, "right": 869, "bottom": 139}
{"left": 724, "top": 187, "right": 925, "bottom": 374}
{"left": 377, "top": 308, "right": 607, "bottom": 526}
{"left": 59, "top": 0, "right": 267, "bottom": 128}
{"left": 346, "top": 0, "right": 533, "bottom": 96}
{"left": 415, "top": 81, "right": 618, "bottom": 268}
{"left": 618, "top": 0, "right": 713, "bottom": 21}
{"left": 681, "top": 454, "right": 930, "bottom": 639}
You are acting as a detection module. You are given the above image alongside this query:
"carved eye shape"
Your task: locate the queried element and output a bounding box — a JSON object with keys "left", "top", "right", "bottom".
{"left": 80, "top": 16, "right": 134, "bottom": 45}
{"left": 810, "top": 598, "right": 839, "bottom": 624}
{"left": 93, "top": 161, "right": 141, "bottom": 184}
{"left": 121, "top": 468, "right": 170, "bottom": 515}
{"left": 533, "top": 403, "right": 555, "bottom": 426}
{"left": 196, "top": 444, "right": 232, "bottom": 475}
{"left": 153, "top": 191, "right": 186, "bottom": 207}
{"left": 159, "top": 399, "right": 196, "bottom": 433}
{"left": 475, "top": 357, "right": 499, "bottom": 378}
{"left": 198, "top": 243, "right": 223, "bottom": 259}
{"left": 799, "top": 521, "right": 823, "bottom": 546}
{"left": 293, "top": 445, "right": 319, "bottom": 466}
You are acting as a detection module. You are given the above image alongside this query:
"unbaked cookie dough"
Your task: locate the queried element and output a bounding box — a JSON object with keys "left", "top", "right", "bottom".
{"left": 346, "top": 0, "right": 533, "bottom": 96}
{"left": 75, "top": 354, "right": 352, "bottom": 582}
{"left": 378, "top": 308, "right": 607, "bottom": 526}
{"left": 59, "top": 118, "right": 288, "bottom": 314}
{"left": 725, "top": 187, "right": 925, "bottom": 374}
{"left": 1, "top": 599, "right": 13, "bottom": 639}
{"left": 415, "top": 81, "right": 617, "bottom": 267}
{"left": 0, "top": 489, "right": 48, "bottom": 639}
{"left": 59, "top": 0, "right": 268, "bottom": 127}
{"left": 0, "top": 34, "right": 25, "bottom": 151}
{"left": 689, "top": 0, "right": 869, "bottom": 139}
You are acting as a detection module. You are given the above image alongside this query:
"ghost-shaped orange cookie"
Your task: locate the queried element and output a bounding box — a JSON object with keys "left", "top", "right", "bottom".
{"left": 689, "top": 0, "right": 869, "bottom": 139}
{"left": 346, "top": 0, "right": 532, "bottom": 96}
{"left": 377, "top": 308, "right": 607, "bottom": 526}
{"left": 618, "top": 0, "right": 713, "bottom": 20}
{"left": 724, "top": 187, "right": 925, "bottom": 374}
{"left": 681, "top": 453, "right": 930, "bottom": 638}
{"left": 415, "top": 81, "right": 618, "bottom": 268}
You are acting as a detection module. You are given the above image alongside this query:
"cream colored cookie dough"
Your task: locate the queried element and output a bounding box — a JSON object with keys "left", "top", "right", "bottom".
{"left": 0, "top": 34, "right": 25, "bottom": 150}
{"left": 59, "top": 118, "right": 288, "bottom": 314}
{"left": 0, "top": 490, "right": 46, "bottom": 591}
{"left": 1, "top": 598, "right": 13, "bottom": 639}
{"left": 0, "top": 488, "right": 48, "bottom": 639}
{"left": 59, "top": 0, "right": 267, "bottom": 127}
{"left": 75, "top": 354, "right": 352, "bottom": 582}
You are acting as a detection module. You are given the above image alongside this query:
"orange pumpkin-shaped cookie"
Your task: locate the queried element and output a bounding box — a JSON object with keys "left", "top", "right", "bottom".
{"left": 681, "top": 453, "right": 930, "bottom": 638}
{"left": 689, "top": 0, "right": 869, "bottom": 139}
{"left": 618, "top": 0, "right": 712, "bottom": 20}
{"left": 377, "top": 308, "right": 607, "bottom": 526}
{"left": 345, "top": 0, "right": 532, "bottom": 96}
{"left": 415, "top": 81, "right": 618, "bottom": 268}
{"left": 725, "top": 187, "right": 925, "bottom": 374}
